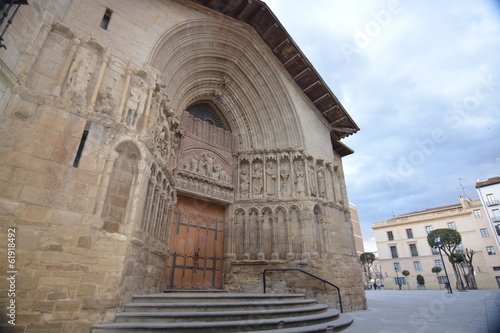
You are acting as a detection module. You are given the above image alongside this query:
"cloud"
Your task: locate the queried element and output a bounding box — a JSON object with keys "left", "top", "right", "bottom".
{"left": 265, "top": 0, "right": 500, "bottom": 244}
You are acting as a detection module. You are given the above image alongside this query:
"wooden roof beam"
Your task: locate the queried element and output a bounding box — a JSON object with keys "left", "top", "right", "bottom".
{"left": 236, "top": 0, "right": 254, "bottom": 20}
{"left": 293, "top": 67, "right": 311, "bottom": 81}
{"left": 283, "top": 53, "right": 301, "bottom": 68}
{"left": 261, "top": 23, "right": 278, "bottom": 40}
{"left": 303, "top": 80, "right": 321, "bottom": 93}
{"left": 331, "top": 126, "right": 358, "bottom": 134}
{"left": 313, "top": 93, "right": 330, "bottom": 105}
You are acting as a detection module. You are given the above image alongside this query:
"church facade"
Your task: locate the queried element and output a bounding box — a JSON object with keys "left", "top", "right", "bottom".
{"left": 0, "top": 0, "right": 365, "bottom": 331}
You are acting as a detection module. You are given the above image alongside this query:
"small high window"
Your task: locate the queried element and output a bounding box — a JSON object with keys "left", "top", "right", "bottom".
{"left": 480, "top": 228, "right": 489, "bottom": 237}
{"left": 409, "top": 244, "right": 419, "bottom": 257}
{"left": 447, "top": 222, "right": 456, "bottom": 230}
{"left": 413, "top": 261, "right": 422, "bottom": 271}
{"left": 393, "top": 262, "right": 401, "bottom": 272}
{"left": 406, "top": 228, "right": 413, "bottom": 239}
{"left": 473, "top": 209, "right": 482, "bottom": 218}
{"left": 100, "top": 8, "right": 113, "bottom": 30}
{"left": 390, "top": 246, "right": 398, "bottom": 259}
{"left": 387, "top": 231, "right": 394, "bottom": 241}
{"left": 486, "top": 246, "right": 496, "bottom": 255}
{"left": 426, "top": 226, "right": 433, "bottom": 234}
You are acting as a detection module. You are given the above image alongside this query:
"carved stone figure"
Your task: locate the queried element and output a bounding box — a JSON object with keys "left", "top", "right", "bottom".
{"left": 295, "top": 162, "right": 305, "bottom": 195}
{"left": 205, "top": 154, "right": 215, "bottom": 178}
{"left": 266, "top": 161, "right": 276, "bottom": 196}
{"left": 252, "top": 163, "right": 263, "bottom": 195}
{"left": 280, "top": 167, "right": 289, "bottom": 194}
{"left": 220, "top": 168, "right": 230, "bottom": 184}
{"left": 63, "top": 50, "right": 93, "bottom": 105}
{"left": 308, "top": 163, "right": 317, "bottom": 196}
{"left": 317, "top": 166, "right": 326, "bottom": 198}
{"left": 212, "top": 163, "right": 221, "bottom": 181}
{"left": 240, "top": 168, "right": 249, "bottom": 196}
{"left": 189, "top": 156, "right": 199, "bottom": 173}
{"left": 95, "top": 90, "right": 114, "bottom": 114}
{"left": 124, "top": 76, "right": 147, "bottom": 128}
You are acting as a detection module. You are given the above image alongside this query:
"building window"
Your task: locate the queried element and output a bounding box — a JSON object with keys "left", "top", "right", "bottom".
{"left": 473, "top": 209, "right": 482, "bottom": 218}
{"left": 493, "top": 267, "right": 500, "bottom": 271}
{"left": 435, "top": 260, "right": 444, "bottom": 269}
{"left": 431, "top": 246, "right": 440, "bottom": 255}
{"left": 100, "top": 8, "right": 113, "bottom": 30}
{"left": 486, "top": 194, "right": 499, "bottom": 206}
{"left": 394, "top": 262, "right": 401, "bottom": 272}
{"left": 492, "top": 209, "right": 500, "bottom": 222}
{"left": 496, "top": 225, "right": 500, "bottom": 236}
{"left": 480, "top": 228, "right": 490, "bottom": 237}
{"left": 390, "top": 246, "right": 398, "bottom": 258}
{"left": 486, "top": 246, "right": 496, "bottom": 255}
{"left": 387, "top": 231, "right": 394, "bottom": 241}
{"left": 426, "top": 226, "right": 433, "bottom": 234}
{"left": 447, "top": 222, "right": 456, "bottom": 230}
{"left": 438, "top": 276, "right": 449, "bottom": 284}
{"left": 409, "top": 244, "right": 419, "bottom": 257}
{"left": 394, "top": 277, "right": 406, "bottom": 285}
{"left": 406, "top": 228, "right": 413, "bottom": 239}
{"left": 414, "top": 261, "right": 422, "bottom": 271}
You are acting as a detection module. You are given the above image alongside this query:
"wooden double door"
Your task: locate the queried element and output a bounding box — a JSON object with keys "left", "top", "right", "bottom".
{"left": 165, "top": 195, "right": 225, "bottom": 290}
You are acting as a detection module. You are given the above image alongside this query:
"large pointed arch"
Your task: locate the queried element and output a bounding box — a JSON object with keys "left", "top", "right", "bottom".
{"left": 149, "top": 18, "right": 305, "bottom": 151}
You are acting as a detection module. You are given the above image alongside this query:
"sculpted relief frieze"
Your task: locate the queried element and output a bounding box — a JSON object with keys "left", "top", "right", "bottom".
{"left": 181, "top": 152, "right": 231, "bottom": 185}
{"left": 237, "top": 149, "right": 345, "bottom": 207}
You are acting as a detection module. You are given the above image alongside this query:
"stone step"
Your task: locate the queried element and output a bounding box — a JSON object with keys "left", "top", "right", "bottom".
{"left": 131, "top": 293, "right": 307, "bottom": 304}
{"left": 246, "top": 314, "right": 354, "bottom": 333}
{"left": 115, "top": 304, "right": 330, "bottom": 323}
{"left": 124, "top": 298, "right": 317, "bottom": 312}
{"left": 92, "top": 293, "right": 353, "bottom": 333}
{"left": 93, "top": 309, "right": 344, "bottom": 333}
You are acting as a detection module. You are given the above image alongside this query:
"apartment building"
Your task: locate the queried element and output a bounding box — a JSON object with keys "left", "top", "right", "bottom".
{"left": 373, "top": 197, "right": 500, "bottom": 290}
{"left": 476, "top": 177, "right": 500, "bottom": 250}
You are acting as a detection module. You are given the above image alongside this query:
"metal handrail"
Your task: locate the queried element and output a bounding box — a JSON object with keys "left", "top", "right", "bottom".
{"left": 262, "top": 268, "right": 343, "bottom": 313}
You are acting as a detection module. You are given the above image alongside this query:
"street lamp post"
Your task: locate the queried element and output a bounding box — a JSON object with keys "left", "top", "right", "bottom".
{"left": 395, "top": 267, "right": 401, "bottom": 290}
{"left": 435, "top": 237, "right": 453, "bottom": 294}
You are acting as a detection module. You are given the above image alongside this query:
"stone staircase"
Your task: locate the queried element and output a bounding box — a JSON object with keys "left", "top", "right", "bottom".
{"left": 92, "top": 292, "right": 353, "bottom": 332}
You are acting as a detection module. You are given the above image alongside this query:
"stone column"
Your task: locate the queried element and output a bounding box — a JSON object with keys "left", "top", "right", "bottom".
{"left": 243, "top": 214, "right": 250, "bottom": 260}
{"left": 117, "top": 63, "right": 134, "bottom": 122}
{"left": 271, "top": 214, "right": 279, "bottom": 260}
{"left": 141, "top": 83, "right": 155, "bottom": 133}
{"left": 285, "top": 214, "right": 294, "bottom": 260}
{"left": 249, "top": 159, "right": 253, "bottom": 201}
{"left": 277, "top": 154, "right": 282, "bottom": 198}
{"left": 226, "top": 215, "right": 237, "bottom": 259}
{"left": 52, "top": 37, "right": 81, "bottom": 96}
{"left": 300, "top": 211, "right": 309, "bottom": 260}
{"left": 94, "top": 150, "right": 118, "bottom": 217}
{"left": 17, "top": 20, "right": 53, "bottom": 84}
{"left": 89, "top": 48, "right": 110, "bottom": 106}
{"left": 256, "top": 214, "right": 265, "bottom": 260}
{"left": 143, "top": 177, "right": 156, "bottom": 233}
{"left": 123, "top": 160, "right": 148, "bottom": 235}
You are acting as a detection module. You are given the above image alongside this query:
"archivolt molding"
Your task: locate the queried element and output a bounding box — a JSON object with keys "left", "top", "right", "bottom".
{"left": 149, "top": 18, "right": 305, "bottom": 151}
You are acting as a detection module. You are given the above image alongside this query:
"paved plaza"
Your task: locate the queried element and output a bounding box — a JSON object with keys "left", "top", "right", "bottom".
{"left": 341, "top": 289, "right": 500, "bottom": 333}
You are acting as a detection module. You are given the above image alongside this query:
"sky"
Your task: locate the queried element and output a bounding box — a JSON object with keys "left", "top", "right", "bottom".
{"left": 263, "top": 0, "right": 500, "bottom": 252}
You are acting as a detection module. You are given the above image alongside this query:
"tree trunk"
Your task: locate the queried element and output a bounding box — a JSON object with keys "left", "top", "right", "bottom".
{"left": 451, "top": 262, "right": 464, "bottom": 291}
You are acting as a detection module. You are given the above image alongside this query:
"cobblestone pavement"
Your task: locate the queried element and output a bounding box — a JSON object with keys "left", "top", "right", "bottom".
{"left": 342, "top": 289, "right": 500, "bottom": 333}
